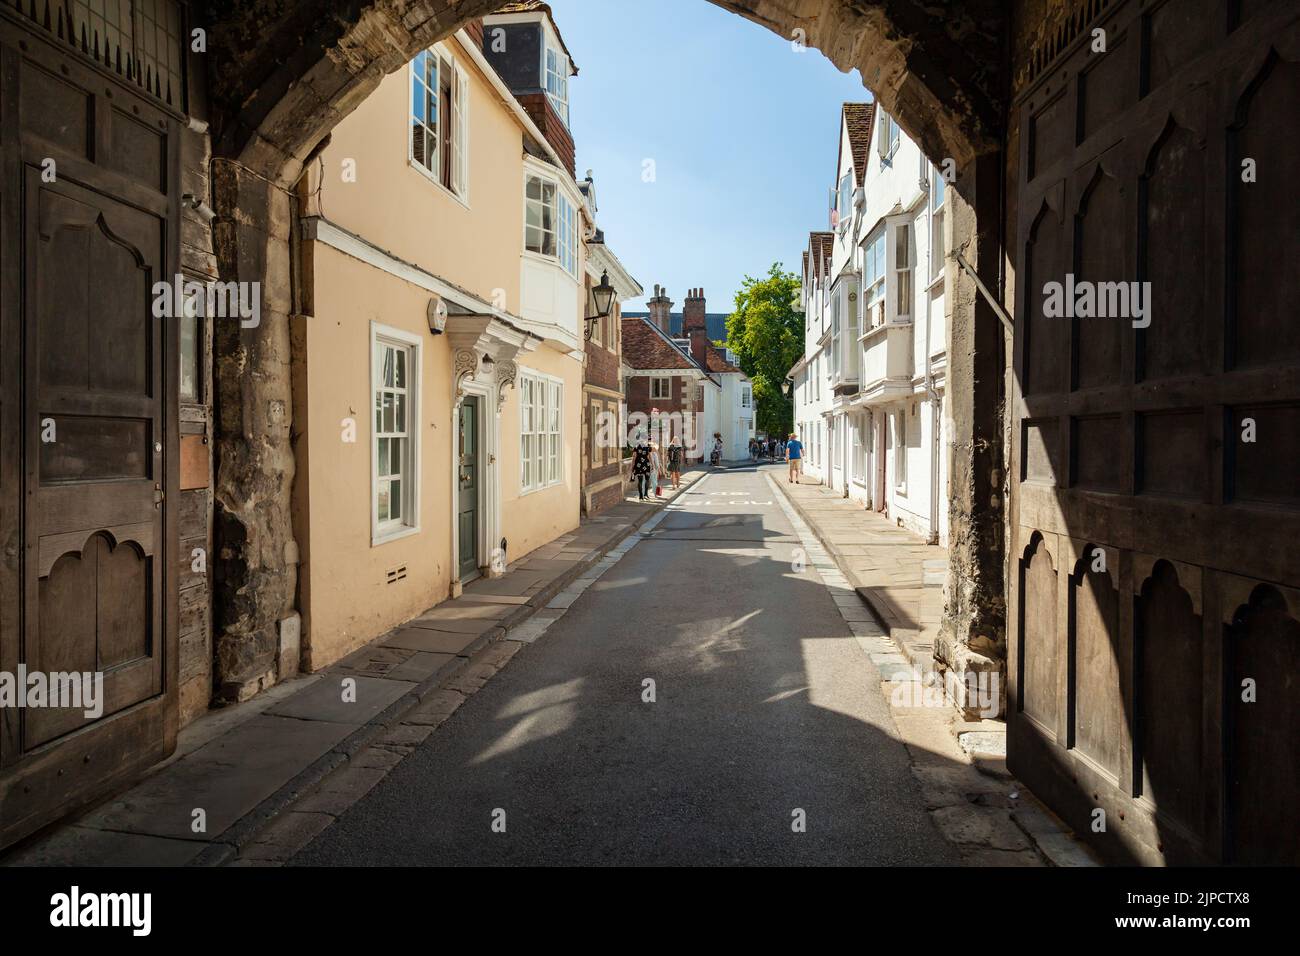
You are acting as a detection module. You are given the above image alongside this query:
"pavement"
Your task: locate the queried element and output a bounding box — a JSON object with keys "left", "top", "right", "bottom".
{"left": 1, "top": 470, "right": 703, "bottom": 867}
{"left": 764, "top": 467, "right": 1098, "bottom": 867}
{"left": 289, "top": 463, "right": 960, "bottom": 865}
{"left": 769, "top": 475, "right": 947, "bottom": 673}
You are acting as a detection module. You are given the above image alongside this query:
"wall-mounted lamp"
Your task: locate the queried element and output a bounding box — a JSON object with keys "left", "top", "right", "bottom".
{"left": 584, "top": 270, "right": 615, "bottom": 340}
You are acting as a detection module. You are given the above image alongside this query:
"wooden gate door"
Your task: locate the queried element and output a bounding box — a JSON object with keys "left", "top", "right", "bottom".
{"left": 1007, "top": 0, "right": 1300, "bottom": 864}
{"left": 0, "top": 17, "right": 180, "bottom": 847}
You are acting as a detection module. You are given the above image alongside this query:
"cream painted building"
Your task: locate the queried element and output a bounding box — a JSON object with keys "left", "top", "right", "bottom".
{"left": 291, "top": 21, "right": 590, "bottom": 669}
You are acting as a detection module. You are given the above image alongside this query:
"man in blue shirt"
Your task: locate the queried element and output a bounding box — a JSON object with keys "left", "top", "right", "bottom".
{"left": 785, "top": 433, "right": 804, "bottom": 484}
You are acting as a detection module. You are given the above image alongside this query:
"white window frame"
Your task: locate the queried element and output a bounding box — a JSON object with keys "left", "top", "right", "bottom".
{"left": 830, "top": 286, "right": 842, "bottom": 380}
{"left": 370, "top": 322, "right": 422, "bottom": 545}
{"left": 837, "top": 171, "right": 852, "bottom": 234}
{"left": 894, "top": 407, "right": 908, "bottom": 493}
{"left": 893, "top": 221, "right": 914, "bottom": 322}
{"left": 929, "top": 165, "right": 947, "bottom": 285}
{"left": 650, "top": 376, "right": 672, "bottom": 401}
{"left": 544, "top": 43, "right": 570, "bottom": 126}
{"left": 862, "top": 228, "right": 887, "bottom": 329}
{"left": 851, "top": 415, "right": 865, "bottom": 485}
{"left": 523, "top": 171, "right": 578, "bottom": 279}
{"left": 741, "top": 384, "right": 752, "bottom": 409}
{"left": 878, "top": 112, "right": 900, "bottom": 162}
{"left": 520, "top": 369, "right": 563, "bottom": 494}
{"left": 409, "top": 45, "right": 470, "bottom": 203}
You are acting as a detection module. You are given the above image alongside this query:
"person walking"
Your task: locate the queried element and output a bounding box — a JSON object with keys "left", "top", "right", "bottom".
{"left": 628, "top": 437, "right": 653, "bottom": 500}
{"left": 785, "top": 432, "right": 804, "bottom": 484}
{"left": 667, "top": 435, "right": 684, "bottom": 490}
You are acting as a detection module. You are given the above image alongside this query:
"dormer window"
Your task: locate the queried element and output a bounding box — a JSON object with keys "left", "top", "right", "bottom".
{"left": 545, "top": 44, "right": 570, "bottom": 126}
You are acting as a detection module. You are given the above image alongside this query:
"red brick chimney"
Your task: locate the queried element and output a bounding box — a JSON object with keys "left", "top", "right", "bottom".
{"left": 683, "top": 287, "right": 708, "bottom": 368}
{"left": 647, "top": 284, "right": 673, "bottom": 332}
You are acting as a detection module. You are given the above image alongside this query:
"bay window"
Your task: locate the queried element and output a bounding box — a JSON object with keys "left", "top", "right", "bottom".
{"left": 830, "top": 287, "right": 841, "bottom": 379}
{"left": 525, "top": 173, "right": 578, "bottom": 278}
{"left": 863, "top": 229, "right": 886, "bottom": 328}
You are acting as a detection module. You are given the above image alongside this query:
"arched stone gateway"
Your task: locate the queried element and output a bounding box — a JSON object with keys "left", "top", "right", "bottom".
{"left": 1, "top": 0, "right": 1291, "bottom": 865}
{"left": 202, "top": 0, "right": 1013, "bottom": 742}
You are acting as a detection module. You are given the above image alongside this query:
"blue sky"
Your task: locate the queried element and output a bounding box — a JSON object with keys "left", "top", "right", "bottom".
{"left": 545, "top": 0, "right": 872, "bottom": 313}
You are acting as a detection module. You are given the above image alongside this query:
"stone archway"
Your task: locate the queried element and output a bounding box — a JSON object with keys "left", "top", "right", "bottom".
{"left": 202, "top": 0, "right": 1011, "bottom": 699}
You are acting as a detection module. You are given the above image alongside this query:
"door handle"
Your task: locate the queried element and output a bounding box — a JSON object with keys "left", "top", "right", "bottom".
{"left": 153, "top": 488, "right": 165, "bottom": 506}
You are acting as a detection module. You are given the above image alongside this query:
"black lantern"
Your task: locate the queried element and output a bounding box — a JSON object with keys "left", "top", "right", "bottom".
{"left": 585, "top": 270, "right": 615, "bottom": 339}
{"left": 781, "top": 377, "right": 794, "bottom": 397}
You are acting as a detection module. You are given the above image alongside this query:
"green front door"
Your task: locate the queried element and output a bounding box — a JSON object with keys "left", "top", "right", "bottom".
{"left": 457, "top": 397, "right": 480, "bottom": 581}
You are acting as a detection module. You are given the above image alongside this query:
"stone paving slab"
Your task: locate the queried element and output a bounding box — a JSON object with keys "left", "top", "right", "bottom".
{"left": 381, "top": 626, "right": 489, "bottom": 654}
{"left": 74, "top": 714, "right": 353, "bottom": 842}
{"left": 267, "top": 675, "right": 410, "bottom": 725}
{"left": 5, "top": 825, "right": 209, "bottom": 867}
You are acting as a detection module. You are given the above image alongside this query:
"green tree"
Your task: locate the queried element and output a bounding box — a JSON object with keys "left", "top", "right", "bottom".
{"left": 723, "top": 264, "right": 802, "bottom": 437}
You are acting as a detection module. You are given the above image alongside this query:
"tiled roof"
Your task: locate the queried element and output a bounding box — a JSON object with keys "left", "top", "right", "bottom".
{"left": 842, "top": 103, "right": 875, "bottom": 187}
{"left": 706, "top": 346, "right": 742, "bottom": 374}
{"left": 622, "top": 316, "right": 698, "bottom": 370}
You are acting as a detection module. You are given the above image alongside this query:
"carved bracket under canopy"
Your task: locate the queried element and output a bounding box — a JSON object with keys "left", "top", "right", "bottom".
{"left": 494, "top": 360, "right": 518, "bottom": 412}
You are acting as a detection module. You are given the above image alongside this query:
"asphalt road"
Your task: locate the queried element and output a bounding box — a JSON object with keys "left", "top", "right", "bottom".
{"left": 292, "top": 465, "right": 957, "bottom": 865}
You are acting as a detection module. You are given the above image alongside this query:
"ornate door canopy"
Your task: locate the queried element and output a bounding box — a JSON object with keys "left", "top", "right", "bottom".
{"left": 448, "top": 315, "right": 540, "bottom": 408}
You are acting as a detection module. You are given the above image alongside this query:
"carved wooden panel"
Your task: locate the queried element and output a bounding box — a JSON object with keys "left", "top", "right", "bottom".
{"left": 1072, "top": 165, "right": 1126, "bottom": 390}
{"left": 1135, "top": 561, "right": 1203, "bottom": 834}
{"left": 1224, "top": 584, "right": 1300, "bottom": 864}
{"left": 1138, "top": 123, "right": 1205, "bottom": 381}
{"left": 1024, "top": 201, "right": 1066, "bottom": 395}
{"left": 1136, "top": 410, "right": 1204, "bottom": 499}
{"left": 1228, "top": 404, "right": 1300, "bottom": 508}
{"left": 1143, "top": 0, "right": 1213, "bottom": 94}
{"left": 1019, "top": 534, "right": 1059, "bottom": 734}
{"left": 1229, "top": 55, "right": 1300, "bottom": 369}
{"left": 1069, "top": 551, "right": 1123, "bottom": 777}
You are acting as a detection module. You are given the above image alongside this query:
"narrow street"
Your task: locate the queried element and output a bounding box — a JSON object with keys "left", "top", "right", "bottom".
{"left": 291, "top": 465, "right": 958, "bottom": 865}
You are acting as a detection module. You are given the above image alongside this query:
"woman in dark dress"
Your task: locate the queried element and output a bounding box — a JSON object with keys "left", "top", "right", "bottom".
{"left": 667, "top": 436, "right": 684, "bottom": 490}
{"left": 628, "top": 440, "right": 653, "bottom": 500}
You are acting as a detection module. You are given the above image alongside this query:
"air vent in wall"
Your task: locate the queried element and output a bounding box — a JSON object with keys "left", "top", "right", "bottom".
{"left": 386, "top": 565, "right": 408, "bottom": 584}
